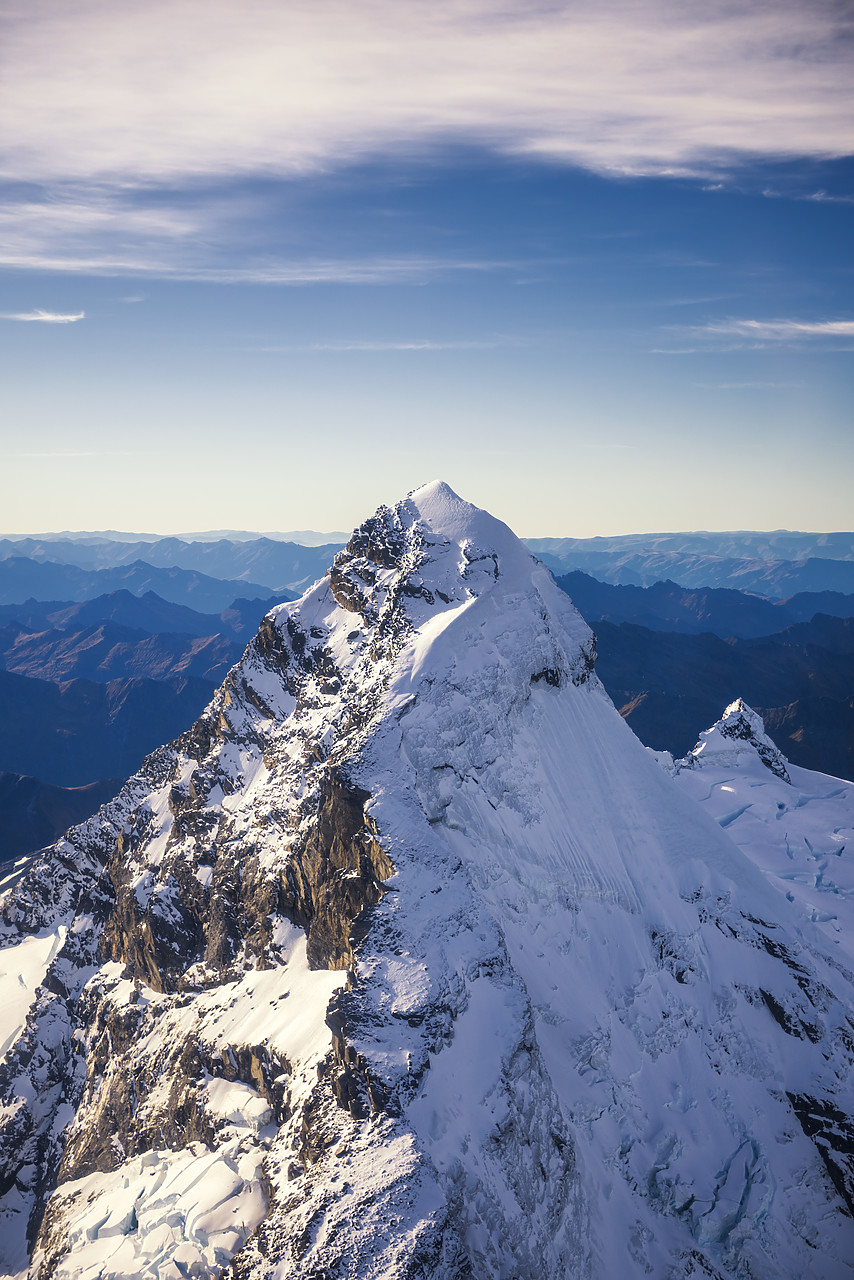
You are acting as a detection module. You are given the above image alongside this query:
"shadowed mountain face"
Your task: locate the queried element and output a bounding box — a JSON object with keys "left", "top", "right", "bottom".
{"left": 759, "top": 696, "right": 854, "bottom": 780}
{"left": 0, "top": 621, "right": 244, "bottom": 685}
{"left": 0, "top": 669, "right": 217, "bottom": 787}
{"left": 0, "top": 773, "right": 123, "bottom": 863}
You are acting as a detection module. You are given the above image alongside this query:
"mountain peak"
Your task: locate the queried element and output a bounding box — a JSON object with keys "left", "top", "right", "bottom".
{"left": 407, "top": 476, "right": 464, "bottom": 510}
{"left": 402, "top": 479, "right": 528, "bottom": 566}
{"left": 687, "top": 697, "right": 792, "bottom": 781}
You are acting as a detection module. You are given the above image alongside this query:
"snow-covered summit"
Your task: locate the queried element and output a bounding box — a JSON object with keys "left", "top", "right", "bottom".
{"left": 670, "top": 699, "right": 854, "bottom": 962}
{"left": 1, "top": 485, "right": 853, "bottom": 1280}
{"left": 406, "top": 478, "right": 530, "bottom": 567}
{"left": 685, "top": 697, "right": 792, "bottom": 782}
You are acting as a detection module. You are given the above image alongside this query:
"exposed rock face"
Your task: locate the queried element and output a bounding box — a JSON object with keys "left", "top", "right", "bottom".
{"left": 1, "top": 483, "right": 853, "bottom": 1280}
{"left": 284, "top": 773, "right": 394, "bottom": 970}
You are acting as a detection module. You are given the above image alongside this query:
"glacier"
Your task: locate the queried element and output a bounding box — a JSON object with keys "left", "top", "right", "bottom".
{"left": 0, "top": 480, "right": 852, "bottom": 1279}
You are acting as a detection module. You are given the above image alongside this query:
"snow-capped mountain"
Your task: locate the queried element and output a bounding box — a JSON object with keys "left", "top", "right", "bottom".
{"left": 663, "top": 698, "right": 854, "bottom": 965}
{"left": 1, "top": 482, "right": 852, "bottom": 1280}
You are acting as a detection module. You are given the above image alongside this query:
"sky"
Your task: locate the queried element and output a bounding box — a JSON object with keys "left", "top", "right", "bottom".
{"left": 1, "top": 0, "right": 852, "bottom": 539}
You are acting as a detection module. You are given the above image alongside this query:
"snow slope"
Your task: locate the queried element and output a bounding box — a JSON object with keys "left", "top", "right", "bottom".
{"left": 1, "top": 482, "right": 853, "bottom": 1280}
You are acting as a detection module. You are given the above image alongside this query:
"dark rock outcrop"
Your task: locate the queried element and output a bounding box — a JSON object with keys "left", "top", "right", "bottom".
{"left": 280, "top": 773, "right": 394, "bottom": 971}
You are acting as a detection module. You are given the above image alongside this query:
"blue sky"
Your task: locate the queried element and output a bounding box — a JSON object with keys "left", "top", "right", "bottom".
{"left": 1, "top": 1, "right": 852, "bottom": 537}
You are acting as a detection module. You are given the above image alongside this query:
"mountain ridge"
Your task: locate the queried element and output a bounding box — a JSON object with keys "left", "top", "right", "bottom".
{"left": 555, "top": 568, "right": 854, "bottom": 636}
{"left": 534, "top": 547, "right": 854, "bottom": 597}
{"left": 0, "top": 558, "right": 277, "bottom": 614}
{"left": 0, "top": 538, "right": 343, "bottom": 593}
{"left": 0, "top": 589, "right": 283, "bottom": 639}
{"left": 528, "top": 529, "right": 854, "bottom": 561}
{"left": 0, "top": 620, "right": 243, "bottom": 686}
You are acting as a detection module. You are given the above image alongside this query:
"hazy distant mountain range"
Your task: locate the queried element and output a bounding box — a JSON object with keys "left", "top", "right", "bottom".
{"left": 528, "top": 529, "right": 854, "bottom": 561}
{"left": 9, "top": 526, "right": 853, "bottom": 560}
{"left": 556, "top": 570, "right": 854, "bottom": 637}
{"left": 0, "top": 557, "right": 280, "bottom": 613}
{"left": 0, "top": 589, "right": 280, "bottom": 640}
{"left": 0, "top": 537, "right": 342, "bottom": 593}
{"left": 527, "top": 529, "right": 854, "bottom": 598}
{"left": 7, "top": 530, "right": 854, "bottom": 601}
{"left": 531, "top": 544, "right": 854, "bottom": 597}
{"left": 2, "top": 528, "right": 350, "bottom": 545}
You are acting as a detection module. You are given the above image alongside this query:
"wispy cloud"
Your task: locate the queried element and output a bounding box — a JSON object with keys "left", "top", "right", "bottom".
{"left": 693, "top": 380, "right": 805, "bottom": 389}
{"left": 1, "top": 2, "right": 851, "bottom": 187}
{"left": 661, "top": 293, "right": 740, "bottom": 308}
{"left": 764, "top": 187, "right": 854, "bottom": 205}
{"left": 695, "top": 319, "right": 854, "bottom": 341}
{"left": 1, "top": 2, "right": 851, "bottom": 280}
{"left": 252, "top": 338, "right": 504, "bottom": 352}
{"left": 0, "top": 194, "right": 208, "bottom": 278}
{"left": 1, "top": 308, "right": 84, "bottom": 323}
{"left": 806, "top": 190, "right": 854, "bottom": 206}
{"left": 649, "top": 347, "right": 703, "bottom": 355}
{"left": 0, "top": 215, "right": 520, "bottom": 284}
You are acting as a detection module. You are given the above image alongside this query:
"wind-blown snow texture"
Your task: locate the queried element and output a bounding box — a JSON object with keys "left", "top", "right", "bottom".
{"left": 1, "top": 482, "right": 853, "bottom": 1280}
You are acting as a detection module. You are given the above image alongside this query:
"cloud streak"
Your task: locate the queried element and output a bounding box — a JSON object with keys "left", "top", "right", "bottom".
{"left": 806, "top": 190, "right": 854, "bottom": 205}
{"left": 1, "top": 309, "right": 84, "bottom": 323}
{"left": 0, "top": 205, "right": 524, "bottom": 283}
{"left": 763, "top": 187, "right": 854, "bottom": 205}
{"left": 1, "top": 2, "right": 850, "bottom": 280}
{"left": 2, "top": 1, "right": 851, "bottom": 190}
{"left": 253, "top": 339, "right": 504, "bottom": 352}
{"left": 697, "top": 319, "right": 854, "bottom": 341}
{"left": 693, "top": 380, "right": 805, "bottom": 389}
